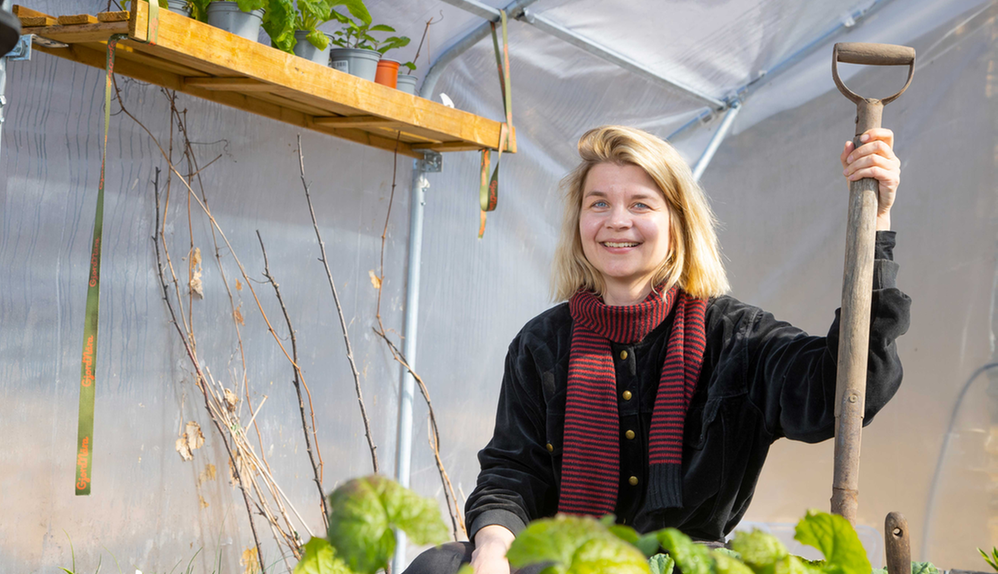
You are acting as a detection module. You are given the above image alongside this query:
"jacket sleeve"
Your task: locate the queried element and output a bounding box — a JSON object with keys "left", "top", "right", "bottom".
{"left": 746, "top": 231, "right": 911, "bottom": 442}
{"left": 464, "top": 332, "right": 560, "bottom": 540}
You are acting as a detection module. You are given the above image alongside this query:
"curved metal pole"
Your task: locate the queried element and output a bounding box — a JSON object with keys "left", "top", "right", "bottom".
{"left": 421, "top": 0, "right": 540, "bottom": 99}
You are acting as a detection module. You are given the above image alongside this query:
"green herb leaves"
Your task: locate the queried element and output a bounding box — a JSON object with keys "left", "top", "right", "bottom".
{"left": 794, "top": 510, "right": 870, "bottom": 574}
{"left": 506, "top": 515, "right": 652, "bottom": 574}
{"left": 325, "top": 475, "right": 448, "bottom": 574}
{"left": 294, "top": 538, "right": 352, "bottom": 574}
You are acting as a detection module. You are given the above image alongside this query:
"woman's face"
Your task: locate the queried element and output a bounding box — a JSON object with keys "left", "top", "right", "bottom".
{"left": 579, "top": 162, "right": 672, "bottom": 299}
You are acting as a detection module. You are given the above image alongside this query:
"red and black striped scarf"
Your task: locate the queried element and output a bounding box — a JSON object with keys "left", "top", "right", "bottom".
{"left": 557, "top": 285, "right": 707, "bottom": 516}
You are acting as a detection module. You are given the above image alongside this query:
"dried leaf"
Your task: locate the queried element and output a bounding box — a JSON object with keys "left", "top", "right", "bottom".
{"left": 224, "top": 389, "right": 239, "bottom": 412}
{"left": 198, "top": 463, "right": 217, "bottom": 485}
{"left": 234, "top": 304, "right": 245, "bottom": 325}
{"left": 199, "top": 495, "right": 209, "bottom": 508}
{"left": 185, "top": 421, "right": 205, "bottom": 451}
{"left": 190, "top": 248, "right": 204, "bottom": 299}
{"left": 176, "top": 436, "right": 193, "bottom": 461}
{"left": 241, "top": 547, "right": 260, "bottom": 574}
{"left": 236, "top": 279, "right": 243, "bottom": 291}
{"left": 368, "top": 270, "right": 382, "bottom": 290}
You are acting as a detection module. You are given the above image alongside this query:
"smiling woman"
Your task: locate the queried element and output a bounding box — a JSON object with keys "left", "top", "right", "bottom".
{"left": 403, "top": 125, "right": 911, "bottom": 574}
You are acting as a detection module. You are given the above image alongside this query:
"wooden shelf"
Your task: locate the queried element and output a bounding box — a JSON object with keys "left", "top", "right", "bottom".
{"left": 14, "top": 3, "right": 515, "bottom": 159}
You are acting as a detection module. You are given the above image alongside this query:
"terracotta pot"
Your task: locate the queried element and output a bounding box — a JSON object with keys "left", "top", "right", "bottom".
{"left": 375, "top": 59, "right": 400, "bottom": 88}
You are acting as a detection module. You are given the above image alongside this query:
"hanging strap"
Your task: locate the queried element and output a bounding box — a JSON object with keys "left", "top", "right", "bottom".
{"left": 478, "top": 9, "right": 513, "bottom": 238}
{"left": 74, "top": 33, "right": 128, "bottom": 497}
{"left": 145, "top": 0, "right": 160, "bottom": 46}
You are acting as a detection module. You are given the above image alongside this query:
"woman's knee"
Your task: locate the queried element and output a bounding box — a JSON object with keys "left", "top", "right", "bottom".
{"left": 402, "top": 542, "right": 474, "bottom": 574}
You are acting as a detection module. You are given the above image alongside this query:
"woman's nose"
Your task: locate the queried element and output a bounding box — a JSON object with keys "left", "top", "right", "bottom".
{"left": 606, "top": 206, "right": 632, "bottom": 229}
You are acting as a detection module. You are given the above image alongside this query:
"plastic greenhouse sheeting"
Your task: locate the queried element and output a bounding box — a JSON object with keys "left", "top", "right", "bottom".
{"left": 0, "top": 0, "right": 996, "bottom": 571}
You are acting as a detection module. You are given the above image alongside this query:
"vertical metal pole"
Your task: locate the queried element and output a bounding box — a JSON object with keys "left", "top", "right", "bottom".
{"left": 392, "top": 157, "right": 431, "bottom": 574}
{"left": 0, "top": 0, "right": 13, "bottom": 160}
{"left": 691, "top": 102, "right": 741, "bottom": 182}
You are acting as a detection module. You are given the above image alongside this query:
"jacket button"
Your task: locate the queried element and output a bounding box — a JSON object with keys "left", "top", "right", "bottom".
{"left": 619, "top": 350, "right": 629, "bottom": 360}
{"left": 622, "top": 390, "right": 632, "bottom": 401}
{"left": 546, "top": 443, "right": 554, "bottom": 453}
{"left": 628, "top": 476, "right": 639, "bottom": 486}
{"left": 625, "top": 430, "right": 635, "bottom": 440}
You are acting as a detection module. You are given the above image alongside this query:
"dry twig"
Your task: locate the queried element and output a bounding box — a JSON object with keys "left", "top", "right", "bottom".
{"left": 371, "top": 133, "right": 466, "bottom": 539}
{"left": 257, "top": 230, "right": 330, "bottom": 527}
{"left": 296, "top": 134, "right": 380, "bottom": 474}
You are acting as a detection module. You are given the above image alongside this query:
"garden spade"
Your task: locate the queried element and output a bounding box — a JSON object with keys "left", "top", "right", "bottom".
{"left": 830, "top": 42, "right": 915, "bottom": 524}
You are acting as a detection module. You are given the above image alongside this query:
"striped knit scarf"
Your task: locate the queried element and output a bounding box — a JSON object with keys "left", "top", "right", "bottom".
{"left": 557, "top": 285, "right": 707, "bottom": 516}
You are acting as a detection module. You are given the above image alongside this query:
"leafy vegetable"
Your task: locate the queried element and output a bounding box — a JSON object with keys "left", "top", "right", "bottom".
{"left": 325, "top": 475, "right": 448, "bottom": 574}
{"left": 713, "top": 548, "right": 756, "bottom": 574}
{"left": 506, "top": 514, "right": 651, "bottom": 574}
{"left": 656, "top": 528, "right": 715, "bottom": 574}
{"left": 263, "top": 0, "right": 296, "bottom": 52}
{"left": 794, "top": 510, "right": 870, "bottom": 574}
{"left": 730, "top": 529, "right": 789, "bottom": 570}
{"left": 608, "top": 523, "right": 661, "bottom": 557}
{"left": 294, "top": 538, "right": 352, "bottom": 574}
{"left": 911, "top": 562, "right": 939, "bottom": 574}
{"left": 649, "top": 553, "right": 675, "bottom": 574}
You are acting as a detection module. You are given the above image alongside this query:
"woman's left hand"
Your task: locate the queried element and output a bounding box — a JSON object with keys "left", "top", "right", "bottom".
{"left": 840, "top": 127, "right": 900, "bottom": 231}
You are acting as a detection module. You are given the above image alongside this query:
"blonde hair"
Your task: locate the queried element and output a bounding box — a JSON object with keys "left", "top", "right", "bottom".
{"left": 551, "top": 125, "right": 729, "bottom": 301}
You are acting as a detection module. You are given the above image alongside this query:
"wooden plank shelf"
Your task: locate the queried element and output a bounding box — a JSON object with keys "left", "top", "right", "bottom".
{"left": 14, "top": 3, "right": 515, "bottom": 159}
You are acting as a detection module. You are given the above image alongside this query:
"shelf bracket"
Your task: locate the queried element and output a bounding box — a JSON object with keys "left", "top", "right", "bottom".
{"left": 417, "top": 150, "right": 442, "bottom": 173}
{"left": 5, "top": 33, "right": 31, "bottom": 60}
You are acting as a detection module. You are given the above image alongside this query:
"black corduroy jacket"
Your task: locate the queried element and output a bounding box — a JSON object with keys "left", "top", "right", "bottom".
{"left": 465, "top": 231, "right": 911, "bottom": 542}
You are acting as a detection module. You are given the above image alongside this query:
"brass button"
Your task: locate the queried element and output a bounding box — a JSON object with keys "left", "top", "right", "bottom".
{"left": 625, "top": 430, "right": 636, "bottom": 440}
{"left": 622, "top": 390, "right": 632, "bottom": 401}
{"left": 620, "top": 350, "right": 629, "bottom": 360}
{"left": 628, "top": 476, "right": 639, "bottom": 486}
{"left": 546, "top": 443, "right": 554, "bottom": 453}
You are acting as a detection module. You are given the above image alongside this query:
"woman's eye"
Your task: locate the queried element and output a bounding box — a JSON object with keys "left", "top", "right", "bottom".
{"left": 592, "top": 200, "right": 608, "bottom": 208}
{"left": 633, "top": 202, "right": 649, "bottom": 210}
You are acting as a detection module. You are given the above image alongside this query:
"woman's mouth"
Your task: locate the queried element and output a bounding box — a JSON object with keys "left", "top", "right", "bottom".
{"left": 602, "top": 241, "right": 639, "bottom": 248}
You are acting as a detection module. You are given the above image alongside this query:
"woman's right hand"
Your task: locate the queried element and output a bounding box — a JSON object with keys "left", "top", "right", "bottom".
{"left": 471, "top": 524, "right": 515, "bottom": 574}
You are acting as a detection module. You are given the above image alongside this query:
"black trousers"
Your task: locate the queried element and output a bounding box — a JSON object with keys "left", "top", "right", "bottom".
{"left": 402, "top": 542, "right": 549, "bottom": 574}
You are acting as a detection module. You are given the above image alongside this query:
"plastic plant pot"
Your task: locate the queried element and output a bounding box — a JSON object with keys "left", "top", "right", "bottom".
{"left": 206, "top": 1, "right": 264, "bottom": 42}
{"left": 396, "top": 74, "right": 418, "bottom": 95}
{"left": 374, "top": 59, "right": 400, "bottom": 88}
{"left": 329, "top": 48, "right": 380, "bottom": 82}
{"left": 293, "top": 31, "right": 331, "bottom": 65}
{"left": 166, "top": 0, "right": 191, "bottom": 17}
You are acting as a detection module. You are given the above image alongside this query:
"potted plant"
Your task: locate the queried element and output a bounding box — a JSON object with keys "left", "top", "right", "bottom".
{"left": 328, "top": 11, "right": 396, "bottom": 82}
{"left": 285, "top": 0, "right": 371, "bottom": 65}
{"left": 396, "top": 60, "right": 418, "bottom": 95}
{"left": 190, "top": 0, "right": 267, "bottom": 41}
{"left": 372, "top": 34, "right": 410, "bottom": 88}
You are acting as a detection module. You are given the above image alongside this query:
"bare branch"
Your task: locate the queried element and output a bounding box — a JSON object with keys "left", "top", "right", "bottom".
{"left": 297, "top": 134, "right": 380, "bottom": 474}
{"left": 257, "top": 229, "right": 329, "bottom": 527}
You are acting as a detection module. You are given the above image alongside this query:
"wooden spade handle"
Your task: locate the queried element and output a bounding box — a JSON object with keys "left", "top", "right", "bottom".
{"left": 885, "top": 512, "right": 911, "bottom": 574}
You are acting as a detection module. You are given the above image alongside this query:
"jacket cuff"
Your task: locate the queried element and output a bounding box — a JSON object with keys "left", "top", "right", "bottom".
{"left": 873, "top": 231, "right": 899, "bottom": 290}
{"left": 469, "top": 510, "right": 527, "bottom": 542}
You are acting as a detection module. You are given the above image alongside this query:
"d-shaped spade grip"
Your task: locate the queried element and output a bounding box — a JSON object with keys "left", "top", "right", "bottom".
{"left": 830, "top": 41, "right": 915, "bottom": 526}
{"left": 832, "top": 42, "right": 916, "bottom": 135}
